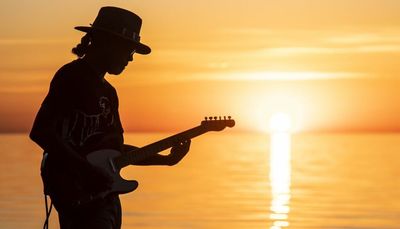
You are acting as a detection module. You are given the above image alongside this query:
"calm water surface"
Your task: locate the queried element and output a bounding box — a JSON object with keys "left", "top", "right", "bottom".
{"left": 0, "top": 132, "right": 399, "bottom": 228}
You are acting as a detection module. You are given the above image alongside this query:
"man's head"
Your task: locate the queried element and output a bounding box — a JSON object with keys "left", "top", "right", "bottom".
{"left": 72, "top": 6, "right": 150, "bottom": 75}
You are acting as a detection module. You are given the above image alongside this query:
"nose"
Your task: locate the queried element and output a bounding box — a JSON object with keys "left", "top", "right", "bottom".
{"left": 128, "top": 49, "right": 136, "bottom": 62}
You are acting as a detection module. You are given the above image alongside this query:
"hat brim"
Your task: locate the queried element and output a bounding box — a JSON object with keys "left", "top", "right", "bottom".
{"left": 75, "top": 26, "right": 151, "bottom": 55}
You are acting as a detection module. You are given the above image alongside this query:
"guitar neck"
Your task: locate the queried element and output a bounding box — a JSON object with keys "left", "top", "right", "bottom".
{"left": 117, "top": 125, "right": 208, "bottom": 168}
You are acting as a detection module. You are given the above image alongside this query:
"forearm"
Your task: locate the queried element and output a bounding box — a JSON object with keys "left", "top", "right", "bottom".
{"left": 33, "top": 128, "right": 89, "bottom": 168}
{"left": 55, "top": 134, "right": 90, "bottom": 167}
{"left": 122, "top": 144, "right": 170, "bottom": 166}
{"left": 123, "top": 139, "right": 190, "bottom": 166}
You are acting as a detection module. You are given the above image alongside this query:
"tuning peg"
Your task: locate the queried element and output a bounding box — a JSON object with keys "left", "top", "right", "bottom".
{"left": 228, "top": 116, "right": 231, "bottom": 120}
{"left": 209, "top": 116, "right": 213, "bottom": 120}
{"left": 224, "top": 116, "right": 226, "bottom": 120}
{"left": 219, "top": 116, "right": 221, "bottom": 120}
{"left": 205, "top": 117, "right": 208, "bottom": 121}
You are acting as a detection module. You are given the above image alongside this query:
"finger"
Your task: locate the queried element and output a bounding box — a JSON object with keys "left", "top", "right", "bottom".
{"left": 184, "top": 139, "right": 191, "bottom": 147}
{"left": 180, "top": 139, "right": 191, "bottom": 145}
{"left": 180, "top": 140, "right": 191, "bottom": 151}
{"left": 176, "top": 139, "right": 190, "bottom": 146}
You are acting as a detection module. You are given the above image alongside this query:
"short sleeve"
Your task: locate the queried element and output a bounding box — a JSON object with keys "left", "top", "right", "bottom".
{"left": 30, "top": 66, "right": 78, "bottom": 151}
{"left": 41, "top": 69, "right": 77, "bottom": 117}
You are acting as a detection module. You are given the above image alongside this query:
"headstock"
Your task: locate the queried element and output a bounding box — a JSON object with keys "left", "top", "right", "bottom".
{"left": 201, "top": 116, "right": 235, "bottom": 131}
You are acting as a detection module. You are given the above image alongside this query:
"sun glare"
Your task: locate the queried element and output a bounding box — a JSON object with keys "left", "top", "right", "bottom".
{"left": 269, "top": 112, "right": 292, "bottom": 133}
{"left": 269, "top": 112, "right": 292, "bottom": 228}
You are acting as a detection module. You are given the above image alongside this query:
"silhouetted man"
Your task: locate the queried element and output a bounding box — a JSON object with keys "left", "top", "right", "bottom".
{"left": 30, "top": 6, "right": 190, "bottom": 229}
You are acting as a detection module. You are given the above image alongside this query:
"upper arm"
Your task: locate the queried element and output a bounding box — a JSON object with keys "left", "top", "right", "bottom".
{"left": 30, "top": 70, "right": 75, "bottom": 150}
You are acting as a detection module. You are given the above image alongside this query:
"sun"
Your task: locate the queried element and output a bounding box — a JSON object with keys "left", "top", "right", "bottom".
{"left": 269, "top": 112, "right": 292, "bottom": 133}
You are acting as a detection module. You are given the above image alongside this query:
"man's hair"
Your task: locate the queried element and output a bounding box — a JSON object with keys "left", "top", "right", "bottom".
{"left": 72, "top": 31, "right": 124, "bottom": 58}
{"left": 71, "top": 33, "right": 92, "bottom": 58}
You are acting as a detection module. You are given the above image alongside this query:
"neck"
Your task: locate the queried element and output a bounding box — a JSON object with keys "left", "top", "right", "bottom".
{"left": 82, "top": 53, "right": 107, "bottom": 79}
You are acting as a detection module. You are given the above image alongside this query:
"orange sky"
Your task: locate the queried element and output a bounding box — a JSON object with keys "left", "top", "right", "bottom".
{"left": 0, "top": 0, "right": 399, "bottom": 132}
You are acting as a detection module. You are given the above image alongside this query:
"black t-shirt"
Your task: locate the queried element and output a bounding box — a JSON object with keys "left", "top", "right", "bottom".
{"left": 42, "top": 58, "right": 124, "bottom": 155}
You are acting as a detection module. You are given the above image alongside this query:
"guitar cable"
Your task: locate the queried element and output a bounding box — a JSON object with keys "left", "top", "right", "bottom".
{"left": 41, "top": 152, "right": 53, "bottom": 229}
{"left": 43, "top": 194, "right": 53, "bottom": 229}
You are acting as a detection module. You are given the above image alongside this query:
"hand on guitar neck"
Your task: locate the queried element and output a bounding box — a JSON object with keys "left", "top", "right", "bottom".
{"left": 168, "top": 139, "right": 191, "bottom": 165}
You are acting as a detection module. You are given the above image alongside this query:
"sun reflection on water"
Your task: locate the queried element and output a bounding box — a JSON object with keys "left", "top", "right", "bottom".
{"left": 269, "top": 113, "right": 292, "bottom": 229}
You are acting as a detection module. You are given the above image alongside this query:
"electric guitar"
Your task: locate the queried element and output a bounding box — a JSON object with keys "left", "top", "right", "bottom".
{"left": 70, "top": 116, "right": 235, "bottom": 207}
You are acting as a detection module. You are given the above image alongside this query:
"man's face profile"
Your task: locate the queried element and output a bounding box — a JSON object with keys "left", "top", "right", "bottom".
{"left": 105, "top": 36, "right": 137, "bottom": 75}
{"left": 92, "top": 31, "right": 137, "bottom": 75}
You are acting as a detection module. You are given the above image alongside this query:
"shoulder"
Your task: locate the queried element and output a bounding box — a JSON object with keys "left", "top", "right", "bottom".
{"left": 50, "top": 59, "right": 83, "bottom": 88}
{"left": 41, "top": 60, "right": 83, "bottom": 109}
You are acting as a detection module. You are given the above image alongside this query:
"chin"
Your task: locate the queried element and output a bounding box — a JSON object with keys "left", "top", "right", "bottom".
{"left": 108, "top": 67, "right": 125, "bottom": 75}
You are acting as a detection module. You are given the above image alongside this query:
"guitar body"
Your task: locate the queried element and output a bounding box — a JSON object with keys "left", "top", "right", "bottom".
{"left": 86, "top": 149, "right": 139, "bottom": 198}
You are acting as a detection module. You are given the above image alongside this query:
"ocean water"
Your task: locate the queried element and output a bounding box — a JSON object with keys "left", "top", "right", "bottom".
{"left": 0, "top": 132, "right": 399, "bottom": 229}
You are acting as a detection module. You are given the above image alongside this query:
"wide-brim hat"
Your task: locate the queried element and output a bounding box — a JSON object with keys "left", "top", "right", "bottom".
{"left": 75, "top": 6, "right": 151, "bottom": 55}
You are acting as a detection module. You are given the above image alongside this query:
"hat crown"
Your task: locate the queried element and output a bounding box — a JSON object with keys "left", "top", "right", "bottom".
{"left": 92, "top": 6, "right": 143, "bottom": 37}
